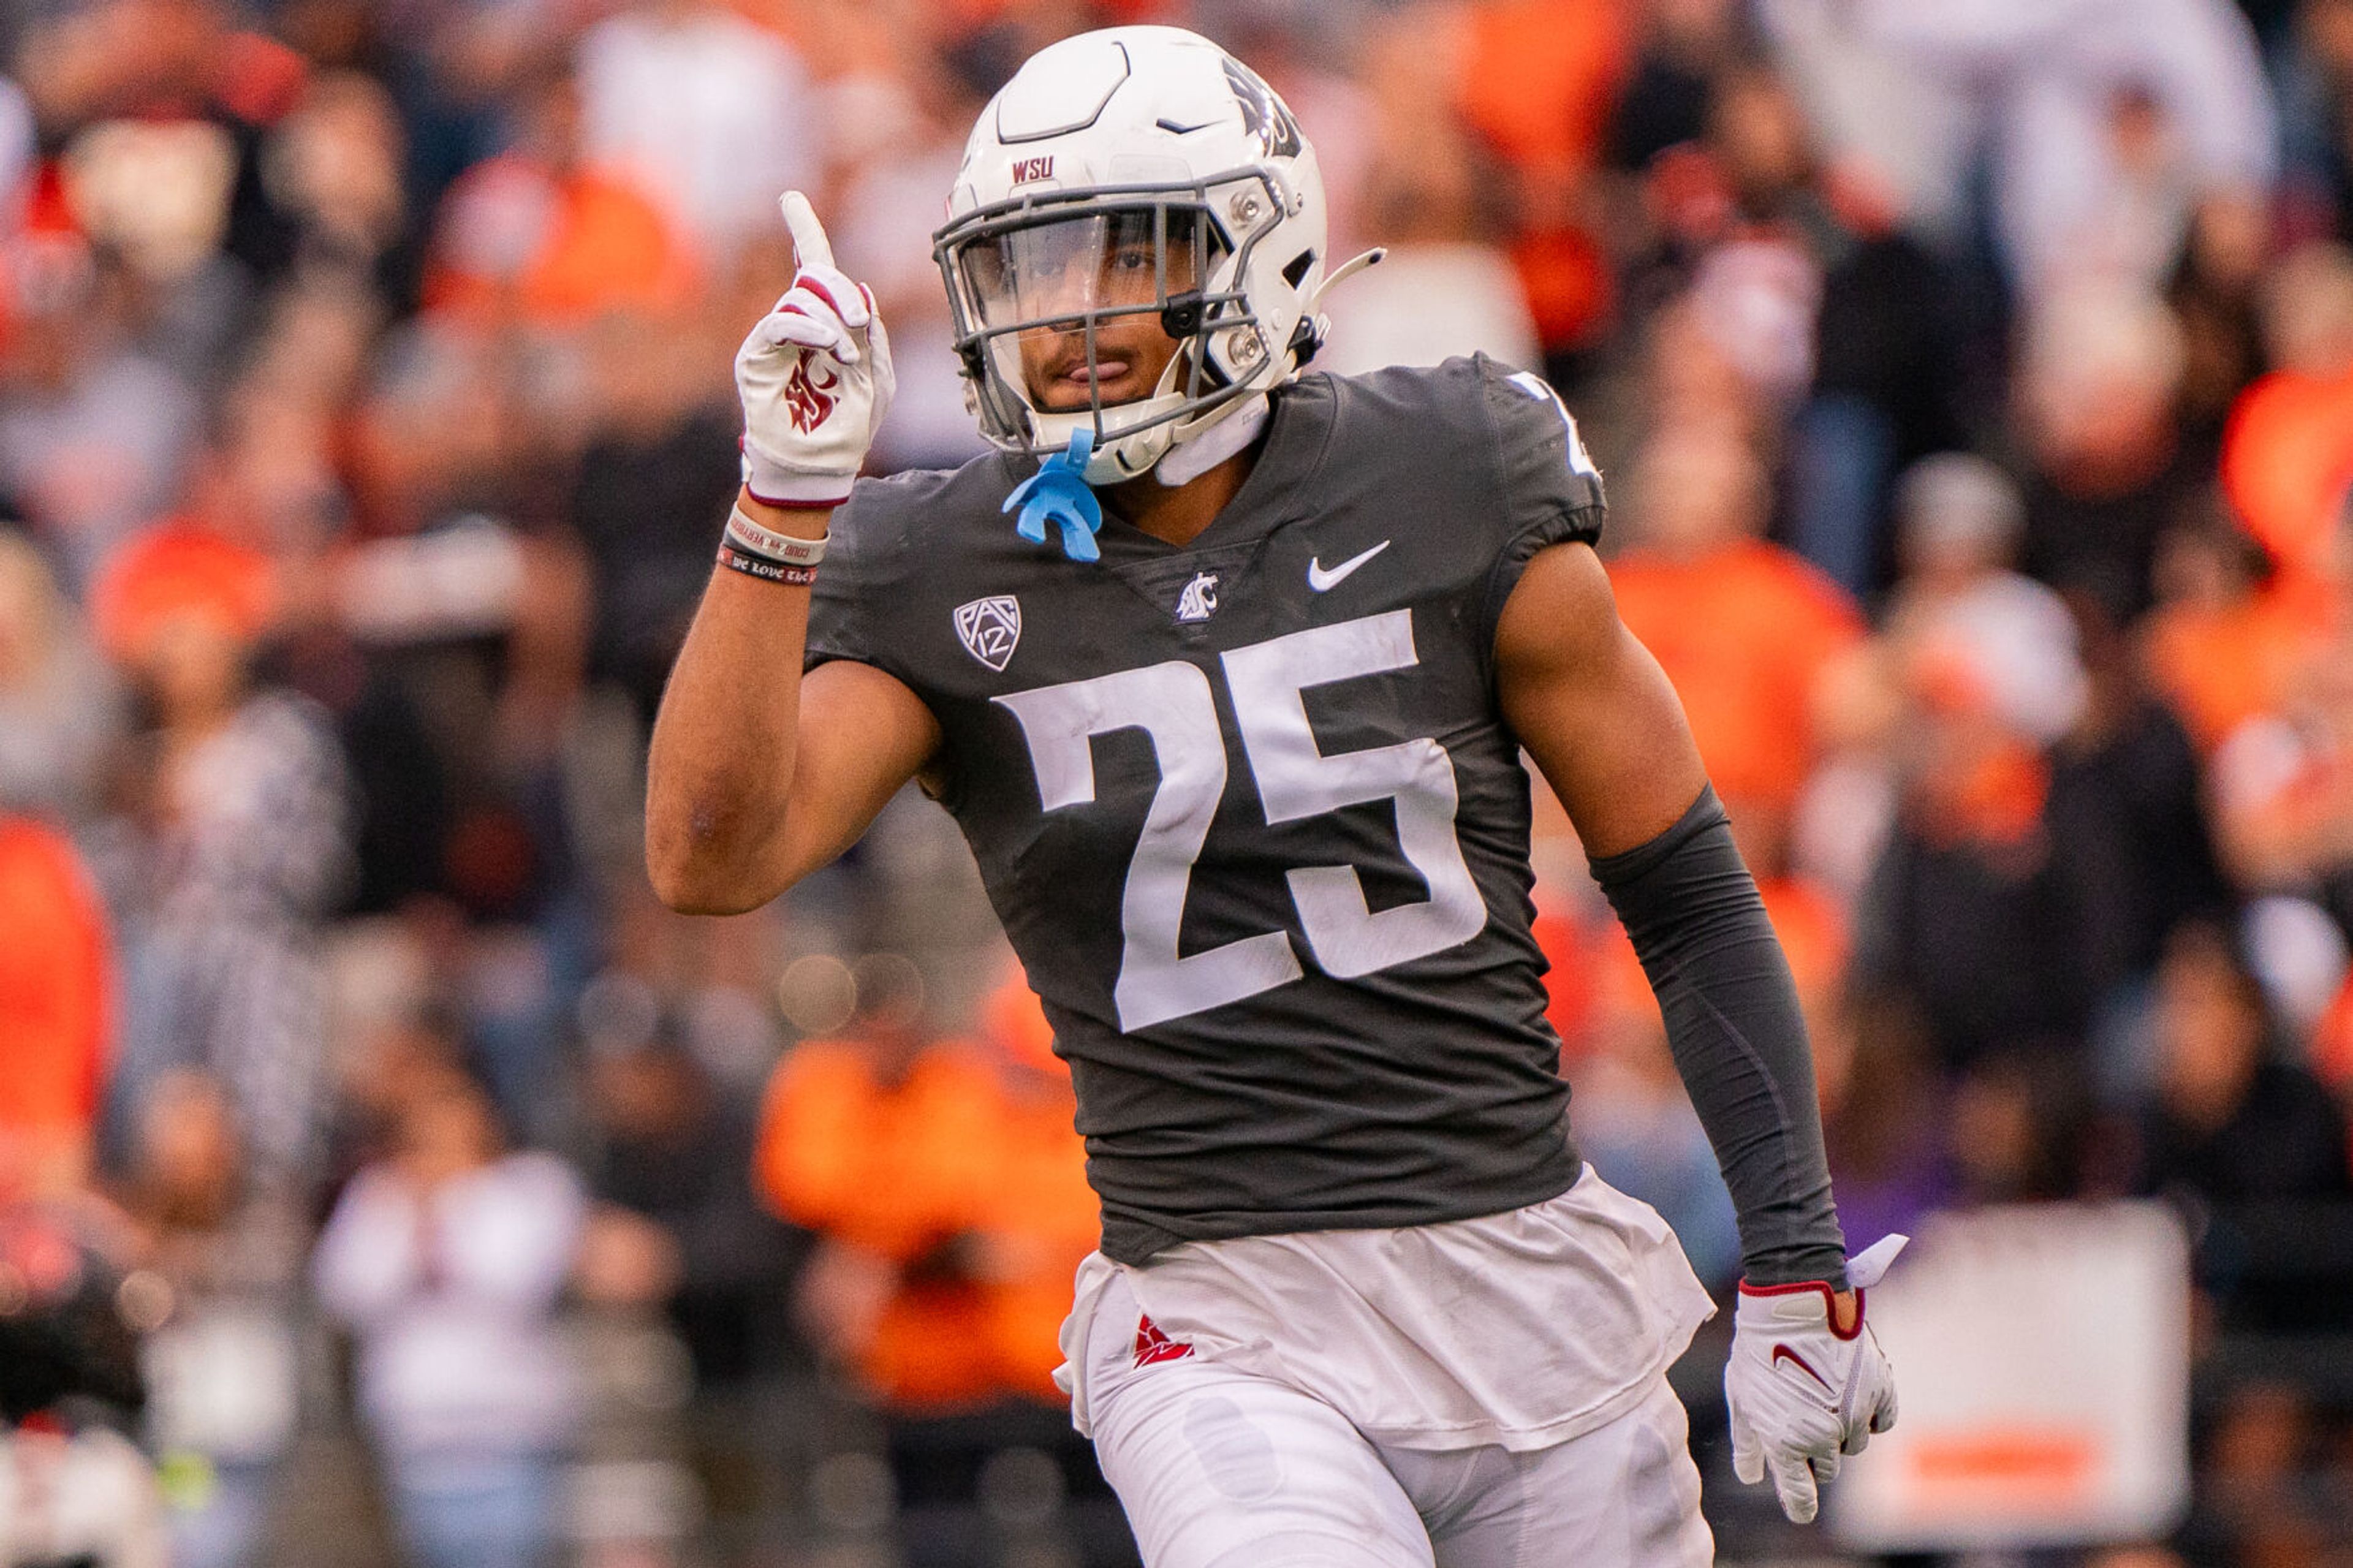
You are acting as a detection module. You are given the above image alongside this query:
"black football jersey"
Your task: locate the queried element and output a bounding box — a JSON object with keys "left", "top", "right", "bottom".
{"left": 808, "top": 355, "right": 1607, "bottom": 1264}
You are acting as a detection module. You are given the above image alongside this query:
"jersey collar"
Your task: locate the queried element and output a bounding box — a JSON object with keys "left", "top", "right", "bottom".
{"left": 1085, "top": 373, "right": 1336, "bottom": 563}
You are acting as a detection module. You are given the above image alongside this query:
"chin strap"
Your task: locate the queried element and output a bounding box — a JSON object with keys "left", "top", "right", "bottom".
{"left": 1004, "top": 428, "right": 1107, "bottom": 562}
{"left": 1156, "top": 395, "right": 1268, "bottom": 488}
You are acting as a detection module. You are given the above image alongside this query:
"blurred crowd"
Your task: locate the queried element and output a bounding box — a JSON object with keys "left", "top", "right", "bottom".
{"left": 0, "top": 0, "right": 2351, "bottom": 1564}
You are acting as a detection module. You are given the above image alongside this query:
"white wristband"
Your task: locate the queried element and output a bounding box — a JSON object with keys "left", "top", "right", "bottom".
{"left": 726, "top": 505, "right": 828, "bottom": 566}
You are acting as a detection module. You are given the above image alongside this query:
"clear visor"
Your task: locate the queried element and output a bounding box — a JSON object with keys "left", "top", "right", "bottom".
{"left": 952, "top": 206, "right": 1209, "bottom": 333}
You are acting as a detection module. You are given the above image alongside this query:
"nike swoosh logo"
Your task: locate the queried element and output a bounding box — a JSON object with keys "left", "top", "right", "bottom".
{"left": 1307, "top": 540, "right": 1390, "bottom": 592}
{"left": 1772, "top": 1344, "right": 1835, "bottom": 1393}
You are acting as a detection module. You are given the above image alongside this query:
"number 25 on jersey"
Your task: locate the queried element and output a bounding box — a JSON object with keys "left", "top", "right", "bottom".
{"left": 995, "top": 609, "right": 1486, "bottom": 1032}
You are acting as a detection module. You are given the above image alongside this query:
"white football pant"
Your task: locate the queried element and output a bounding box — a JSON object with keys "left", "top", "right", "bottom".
{"left": 1081, "top": 1271, "right": 1715, "bottom": 1568}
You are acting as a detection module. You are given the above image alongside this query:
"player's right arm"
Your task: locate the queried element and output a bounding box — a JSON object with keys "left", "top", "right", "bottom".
{"left": 645, "top": 502, "right": 940, "bottom": 914}
{"left": 645, "top": 194, "right": 939, "bottom": 915}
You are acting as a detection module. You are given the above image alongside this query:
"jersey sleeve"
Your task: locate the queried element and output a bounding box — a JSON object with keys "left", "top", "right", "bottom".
{"left": 1476, "top": 359, "right": 1608, "bottom": 640}
{"left": 803, "top": 479, "right": 914, "bottom": 687}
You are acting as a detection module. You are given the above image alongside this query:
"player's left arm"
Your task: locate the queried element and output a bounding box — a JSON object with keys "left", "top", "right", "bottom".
{"left": 1496, "top": 539, "right": 1898, "bottom": 1522}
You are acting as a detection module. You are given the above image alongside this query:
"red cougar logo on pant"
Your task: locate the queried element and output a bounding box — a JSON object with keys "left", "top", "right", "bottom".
{"left": 782, "top": 354, "right": 839, "bottom": 433}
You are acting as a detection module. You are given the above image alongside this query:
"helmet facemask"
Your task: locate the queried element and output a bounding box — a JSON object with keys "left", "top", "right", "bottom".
{"left": 936, "top": 172, "right": 1299, "bottom": 486}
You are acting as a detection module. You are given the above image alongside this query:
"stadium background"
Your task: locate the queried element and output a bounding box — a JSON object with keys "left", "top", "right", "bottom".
{"left": 0, "top": 0, "right": 2349, "bottom": 1562}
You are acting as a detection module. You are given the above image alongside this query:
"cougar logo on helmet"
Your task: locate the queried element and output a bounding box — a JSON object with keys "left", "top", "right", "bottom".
{"left": 1222, "top": 58, "right": 1302, "bottom": 160}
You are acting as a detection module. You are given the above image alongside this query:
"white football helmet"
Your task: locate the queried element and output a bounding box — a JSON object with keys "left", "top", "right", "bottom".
{"left": 933, "top": 26, "right": 1335, "bottom": 485}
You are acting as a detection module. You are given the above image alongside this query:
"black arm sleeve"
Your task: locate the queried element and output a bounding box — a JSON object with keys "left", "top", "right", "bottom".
{"left": 1588, "top": 785, "right": 1849, "bottom": 1287}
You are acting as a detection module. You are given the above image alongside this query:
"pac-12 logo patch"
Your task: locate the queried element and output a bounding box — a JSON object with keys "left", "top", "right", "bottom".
{"left": 953, "top": 596, "right": 1022, "bottom": 671}
{"left": 1175, "top": 572, "right": 1219, "bottom": 623}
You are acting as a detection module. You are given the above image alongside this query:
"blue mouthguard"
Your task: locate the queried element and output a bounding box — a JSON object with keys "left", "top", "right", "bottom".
{"left": 1004, "top": 428, "right": 1106, "bottom": 563}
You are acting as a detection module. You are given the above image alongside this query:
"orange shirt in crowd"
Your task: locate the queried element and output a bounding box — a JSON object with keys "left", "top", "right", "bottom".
{"left": 752, "top": 1014, "right": 1094, "bottom": 1411}
{"left": 1608, "top": 540, "right": 1865, "bottom": 819}
{"left": 2221, "top": 366, "right": 2353, "bottom": 589}
{"left": 1455, "top": 0, "right": 1628, "bottom": 185}
{"left": 0, "top": 817, "right": 113, "bottom": 1167}
{"left": 2140, "top": 581, "right": 2333, "bottom": 754}
{"left": 423, "top": 157, "right": 699, "bottom": 328}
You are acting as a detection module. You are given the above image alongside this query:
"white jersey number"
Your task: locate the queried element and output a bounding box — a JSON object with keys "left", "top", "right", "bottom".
{"left": 995, "top": 610, "right": 1484, "bottom": 1032}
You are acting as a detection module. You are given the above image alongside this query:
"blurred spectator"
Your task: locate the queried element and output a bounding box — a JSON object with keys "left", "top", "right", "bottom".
{"left": 121, "top": 1069, "right": 304, "bottom": 1568}
{"left": 422, "top": 57, "right": 697, "bottom": 329}
{"left": 755, "top": 958, "right": 1113, "bottom": 1567}
{"left": 0, "top": 236, "right": 199, "bottom": 587}
{"left": 94, "top": 516, "right": 350, "bottom": 1191}
{"left": 1606, "top": 420, "right": 1865, "bottom": 823}
{"left": 0, "top": 74, "right": 29, "bottom": 216}
{"left": 22, "top": 0, "right": 312, "bottom": 379}
{"left": 2139, "top": 922, "right": 2352, "bottom": 1200}
{"left": 2220, "top": 241, "right": 2353, "bottom": 589}
{"left": 1849, "top": 638, "right": 2100, "bottom": 1070}
{"left": 754, "top": 964, "right": 1022, "bottom": 1412}
{"left": 2141, "top": 507, "right": 2327, "bottom": 752}
{"left": 2210, "top": 502, "right": 2353, "bottom": 904}
{"left": 2017, "top": 285, "right": 2203, "bottom": 623}
{"left": 1316, "top": 7, "right": 1542, "bottom": 376}
{"left": 314, "top": 1066, "right": 586, "bottom": 1568}
{"left": 1608, "top": 0, "right": 1746, "bottom": 173}
{"left": 0, "top": 811, "right": 113, "bottom": 1199}
{"left": 578, "top": 993, "right": 807, "bottom": 1391}
{"left": 1884, "top": 453, "right": 2088, "bottom": 747}
{"left": 2134, "top": 922, "right": 2353, "bottom": 1335}
{"left": 1316, "top": 127, "right": 1539, "bottom": 375}
{"left": 1761, "top": 0, "right": 2276, "bottom": 305}
{"left": 0, "top": 531, "right": 122, "bottom": 824}
{"left": 0, "top": 1177, "right": 162, "bottom": 1567}
{"left": 2047, "top": 590, "right": 2234, "bottom": 1027}
{"left": 566, "top": 309, "right": 739, "bottom": 727}
{"left": 332, "top": 322, "right": 592, "bottom": 945}
{"left": 2277, "top": 0, "right": 2353, "bottom": 233}
{"left": 256, "top": 69, "right": 426, "bottom": 312}
{"left": 574, "top": 0, "right": 816, "bottom": 266}
{"left": 1451, "top": 0, "right": 1627, "bottom": 362}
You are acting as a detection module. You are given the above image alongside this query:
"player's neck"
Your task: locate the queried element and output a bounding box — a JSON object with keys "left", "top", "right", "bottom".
{"left": 1104, "top": 434, "right": 1264, "bottom": 549}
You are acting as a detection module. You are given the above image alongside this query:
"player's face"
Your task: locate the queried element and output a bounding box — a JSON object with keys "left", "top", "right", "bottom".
{"left": 957, "top": 208, "right": 1203, "bottom": 414}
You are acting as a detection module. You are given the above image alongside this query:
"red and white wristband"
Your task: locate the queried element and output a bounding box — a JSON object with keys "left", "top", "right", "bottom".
{"left": 718, "top": 504, "right": 827, "bottom": 586}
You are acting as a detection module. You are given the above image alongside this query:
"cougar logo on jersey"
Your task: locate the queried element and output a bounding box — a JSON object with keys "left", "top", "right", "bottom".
{"left": 953, "top": 596, "right": 1023, "bottom": 671}
{"left": 1175, "top": 572, "right": 1220, "bottom": 623}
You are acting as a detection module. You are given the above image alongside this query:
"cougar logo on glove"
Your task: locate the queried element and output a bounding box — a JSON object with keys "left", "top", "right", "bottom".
{"left": 782, "top": 354, "right": 840, "bottom": 433}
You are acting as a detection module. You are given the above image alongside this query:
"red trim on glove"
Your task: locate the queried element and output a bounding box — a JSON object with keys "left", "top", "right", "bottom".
{"left": 1738, "top": 1278, "right": 1867, "bottom": 1341}
{"left": 743, "top": 492, "right": 847, "bottom": 510}
{"left": 800, "top": 276, "right": 851, "bottom": 322}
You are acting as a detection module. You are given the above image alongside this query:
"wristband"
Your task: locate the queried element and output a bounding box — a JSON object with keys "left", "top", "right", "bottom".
{"left": 717, "top": 544, "right": 817, "bottom": 586}
{"left": 726, "top": 505, "right": 828, "bottom": 566}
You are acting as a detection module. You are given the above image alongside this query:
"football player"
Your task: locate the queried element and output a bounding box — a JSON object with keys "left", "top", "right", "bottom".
{"left": 648, "top": 25, "right": 1899, "bottom": 1567}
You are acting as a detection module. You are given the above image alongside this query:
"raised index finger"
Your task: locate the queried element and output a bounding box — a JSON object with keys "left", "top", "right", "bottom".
{"left": 779, "top": 191, "right": 835, "bottom": 273}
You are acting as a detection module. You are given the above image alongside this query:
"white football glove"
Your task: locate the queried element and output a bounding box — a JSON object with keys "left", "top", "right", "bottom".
{"left": 735, "top": 191, "right": 896, "bottom": 509}
{"left": 1726, "top": 1233, "right": 1906, "bottom": 1524}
